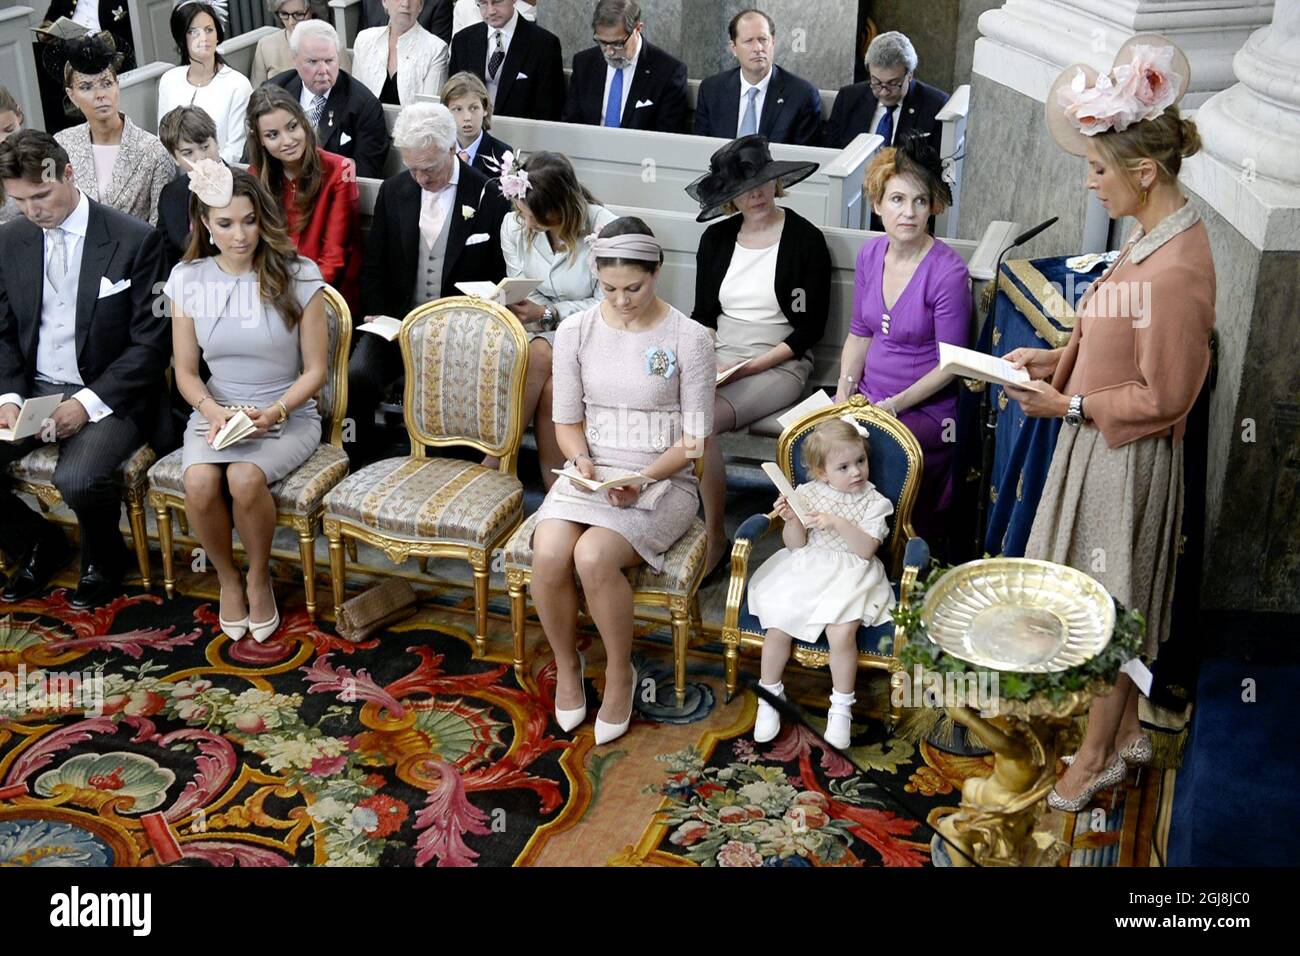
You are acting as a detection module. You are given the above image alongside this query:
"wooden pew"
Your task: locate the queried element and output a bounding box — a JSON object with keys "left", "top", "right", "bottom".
{"left": 129, "top": 0, "right": 182, "bottom": 67}
{"left": 350, "top": 171, "right": 1014, "bottom": 448}
{"left": 0, "top": 6, "right": 43, "bottom": 128}
{"left": 118, "top": 60, "right": 172, "bottom": 134}
{"left": 390, "top": 101, "right": 879, "bottom": 230}
{"left": 933, "top": 84, "right": 969, "bottom": 240}
{"left": 218, "top": 25, "right": 280, "bottom": 80}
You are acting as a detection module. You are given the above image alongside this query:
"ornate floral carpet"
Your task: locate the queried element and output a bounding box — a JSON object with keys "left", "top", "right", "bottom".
{"left": 0, "top": 572, "right": 1164, "bottom": 866}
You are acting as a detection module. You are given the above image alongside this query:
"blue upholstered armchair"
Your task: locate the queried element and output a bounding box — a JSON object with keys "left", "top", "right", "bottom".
{"left": 720, "top": 394, "right": 932, "bottom": 701}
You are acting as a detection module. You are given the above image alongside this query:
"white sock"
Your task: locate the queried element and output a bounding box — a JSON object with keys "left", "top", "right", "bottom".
{"left": 830, "top": 689, "right": 855, "bottom": 707}
{"left": 759, "top": 680, "right": 784, "bottom": 700}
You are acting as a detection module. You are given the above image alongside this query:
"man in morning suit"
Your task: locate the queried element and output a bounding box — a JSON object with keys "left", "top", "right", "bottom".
{"left": 267, "top": 19, "right": 391, "bottom": 179}
{"left": 359, "top": 0, "right": 455, "bottom": 43}
{"left": 693, "top": 8, "right": 822, "bottom": 147}
{"left": 447, "top": 0, "right": 565, "bottom": 121}
{"left": 0, "top": 131, "right": 169, "bottom": 606}
{"left": 826, "top": 31, "right": 948, "bottom": 230}
{"left": 562, "top": 0, "right": 688, "bottom": 133}
{"left": 346, "top": 102, "right": 511, "bottom": 466}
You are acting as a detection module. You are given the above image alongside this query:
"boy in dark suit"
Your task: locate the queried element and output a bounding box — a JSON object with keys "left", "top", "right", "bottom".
{"left": 442, "top": 70, "right": 513, "bottom": 178}
{"left": 446, "top": 0, "right": 565, "bottom": 121}
{"left": 0, "top": 131, "right": 169, "bottom": 606}
{"left": 693, "top": 8, "right": 821, "bottom": 146}
{"left": 562, "top": 0, "right": 688, "bottom": 133}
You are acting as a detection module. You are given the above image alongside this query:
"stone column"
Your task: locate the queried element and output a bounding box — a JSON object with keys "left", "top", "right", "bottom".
{"left": 958, "top": 0, "right": 1275, "bottom": 257}
{"left": 1181, "top": 0, "right": 1300, "bottom": 612}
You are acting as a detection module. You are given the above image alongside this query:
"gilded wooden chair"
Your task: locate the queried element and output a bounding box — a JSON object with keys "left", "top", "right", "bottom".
{"left": 146, "top": 285, "right": 353, "bottom": 617}
{"left": 720, "top": 394, "right": 931, "bottom": 701}
{"left": 5, "top": 445, "right": 156, "bottom": 587}
{"left": 321, "top": 296, "right": 529, "bottom": 652}
{"left": 501, "top": 458, "right": 708, "bottom": 707}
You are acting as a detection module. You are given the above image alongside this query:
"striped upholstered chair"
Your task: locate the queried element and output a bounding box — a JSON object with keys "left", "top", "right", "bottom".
{"left": 721, "top": 394, "right": 931, "bottom": 701}
{"left": 147, "top": 285, "right": 353, "bottom": 617}
{"left": 322, "top": 296, "right": 529, "bottom": 653}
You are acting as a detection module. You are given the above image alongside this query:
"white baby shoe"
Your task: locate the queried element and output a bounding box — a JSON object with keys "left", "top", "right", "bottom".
{"left": 825, "top": 690, "right": 856, "bottom": 750}
{"left": 754, "top": 680, "right": 784, "bottom": 743}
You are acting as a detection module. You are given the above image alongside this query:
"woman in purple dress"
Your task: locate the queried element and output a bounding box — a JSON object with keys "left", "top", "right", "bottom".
{"left": 835, "top": 134, "right": 971, "bottom": 541}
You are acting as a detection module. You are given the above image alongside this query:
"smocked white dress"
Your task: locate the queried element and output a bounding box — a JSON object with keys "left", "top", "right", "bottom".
{"left": 748, "top": 479, "right": 896, "bottom": 642}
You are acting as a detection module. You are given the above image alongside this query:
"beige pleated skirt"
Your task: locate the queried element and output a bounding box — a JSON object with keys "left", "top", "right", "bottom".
{"left": 1024, "top": 424, "right": 1184, "bottom": 661}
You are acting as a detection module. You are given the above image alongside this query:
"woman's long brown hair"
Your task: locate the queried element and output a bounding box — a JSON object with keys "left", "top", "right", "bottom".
{"left": 184, "top": 167, "right": 308, "bottom": 328}
{"left": 244, "top": 85, "right": 322, "bottom": 229}
{"left": 515, "top": 151, "right": 601, "bottom": 261}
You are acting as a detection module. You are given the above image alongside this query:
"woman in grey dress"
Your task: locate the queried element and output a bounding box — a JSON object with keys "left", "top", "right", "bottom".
{"left": 531, "top": 218, "right": 715, "bottom": 746}
{"left": 167, "top": 162, "right": 329, "bottom": 644}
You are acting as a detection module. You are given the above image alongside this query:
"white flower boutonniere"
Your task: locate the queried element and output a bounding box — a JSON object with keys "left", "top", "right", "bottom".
{"left": 461, "top": 205, "right": 476, "bottom": 220}
{"left": 113, "top": 6, "right": 127, "bottom": 22}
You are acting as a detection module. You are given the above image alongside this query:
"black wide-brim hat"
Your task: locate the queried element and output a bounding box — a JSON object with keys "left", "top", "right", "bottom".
{"left": 685, "top": 134, "right": 819, "bottom": 222}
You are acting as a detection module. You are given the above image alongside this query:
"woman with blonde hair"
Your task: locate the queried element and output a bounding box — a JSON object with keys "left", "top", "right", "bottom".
{"left": 245, "top": 84, "right": 362, "bottom": 310}
{"left": 352, "top": 0, "right": 450, "bottom": 106}
{"left": 166, "top": 162, "right": 329, "bottom": 643}
{"left": 1005, "top": 36, "right": 1215, "bottom": 809}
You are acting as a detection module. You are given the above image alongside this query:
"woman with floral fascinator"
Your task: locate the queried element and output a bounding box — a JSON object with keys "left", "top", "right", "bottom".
{"left": 163, "top": 161, "right": 329, "bottom": 645}
{"left": 1001, "top": 35, "right": 1215, "bottom": 810}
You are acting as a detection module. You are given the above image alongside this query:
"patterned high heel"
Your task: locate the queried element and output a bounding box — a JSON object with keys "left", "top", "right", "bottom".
{"left": 1061, "top": 734, "right": 1152, "bottom": 768}
{"left": 1047, "top": 754, "right": 1127, "bottom": 811}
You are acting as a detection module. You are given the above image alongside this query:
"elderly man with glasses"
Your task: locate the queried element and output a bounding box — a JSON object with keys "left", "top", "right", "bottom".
{"left": 827, "top": 30, "right": 947, "bottom": 155}
{"left": 561, "top": 0, "right": 688, "bottom": 133}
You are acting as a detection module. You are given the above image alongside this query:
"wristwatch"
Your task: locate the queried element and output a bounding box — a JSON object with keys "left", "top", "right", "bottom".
{"left": 540, "top": 305, "right": 558, "bottom": 331}
{"left": 1064, "top": 393, "right": 1085, "bottom": 426}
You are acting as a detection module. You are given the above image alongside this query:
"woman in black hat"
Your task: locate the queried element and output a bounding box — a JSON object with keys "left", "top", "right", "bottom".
{"left": 686, "top": 134, "right": 832, "bottom": 575}
{"left": 49, "top": 33, "right": 176, "bottom": 226}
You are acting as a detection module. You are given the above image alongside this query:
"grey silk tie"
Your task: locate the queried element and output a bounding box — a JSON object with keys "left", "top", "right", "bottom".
{"left": 46, "top": 227, "right": 68, "bottom": 292}
{"left": 739, "top": 87, "right": 759, "bottom": 136}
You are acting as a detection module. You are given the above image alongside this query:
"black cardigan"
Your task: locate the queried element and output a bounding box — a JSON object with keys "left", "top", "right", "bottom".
{"left": 690, "top": 207, "right": 831, "bottom": 359}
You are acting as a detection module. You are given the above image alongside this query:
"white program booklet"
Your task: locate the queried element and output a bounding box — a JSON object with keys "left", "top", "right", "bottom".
{"left": 455, "top": 277, "right": 543, "bottom": 306}
{"left": 776, "top": 389, "right": 834, "bottom": 431}
{"left": 760, "top": 462, "right": 812, "bottom": 525}
{"left": 938, "top": 342, "right": 1031, "bottom": 389}
{"left": 357, "top": 315, "right": 403, "bottom": 341}
{"left": 715, "top": 362, "right": 747, "bottom": 386}
{"left": 0, "top": 393, "right": 63, "bottom": 442}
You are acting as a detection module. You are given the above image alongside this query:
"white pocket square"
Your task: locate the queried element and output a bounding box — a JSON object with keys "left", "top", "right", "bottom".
{"left": 340, "top": 132, "right": 352, "bottom": 146}
{"left": 465, "top": 233, "right": 491, "bottom": 246}
{"left": 515, "top": 72, "right": 528, "bottom": 80}
{"left": 635, "top": 99, "right": 653, "bottom": 108}
{"left": 98, "top": 277, "right": 130, "bottom": 298}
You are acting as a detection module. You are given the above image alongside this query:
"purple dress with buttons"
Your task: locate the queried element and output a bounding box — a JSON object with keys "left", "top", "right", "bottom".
{"left": 531, "top": 303, "right": 716, "bottom": 572}
{"left": 851, "top": 235, "right": 971, "bottom": 537}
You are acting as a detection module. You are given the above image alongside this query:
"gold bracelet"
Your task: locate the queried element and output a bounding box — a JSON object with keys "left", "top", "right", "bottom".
{"left": 273, "top": 399, "right": 289, "bottom": 424}
{"left": 196, "top": 395, "right": 215, "bottom": 410}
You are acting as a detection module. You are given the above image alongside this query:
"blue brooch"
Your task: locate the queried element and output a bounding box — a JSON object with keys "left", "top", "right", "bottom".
{"left": 645, "top": 345, "right": 677, "bottom": 379}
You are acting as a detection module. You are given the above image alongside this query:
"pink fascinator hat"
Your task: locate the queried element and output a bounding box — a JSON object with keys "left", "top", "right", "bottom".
{"left": 1045, "top": 34, "right": 1191, "bottom": 156}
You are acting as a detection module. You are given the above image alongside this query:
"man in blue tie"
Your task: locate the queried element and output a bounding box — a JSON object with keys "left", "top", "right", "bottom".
{"left": 693, "top": 9, "right": 822, "bottom": 146}
{"left": 561, "top": 0, "right": 688, "bottom": 133}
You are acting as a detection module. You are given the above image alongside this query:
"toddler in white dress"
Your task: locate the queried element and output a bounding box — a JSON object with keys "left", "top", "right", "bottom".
{"left": 747, "top": 417, "right": 896, "bottom": 749}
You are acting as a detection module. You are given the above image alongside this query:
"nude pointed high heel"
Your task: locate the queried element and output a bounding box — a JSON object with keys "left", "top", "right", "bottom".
{"left": 249, "top": 590, "right": 280, "bottom": 644}
{"left": 554, "top": 650, "right": 587, "bottom": 732}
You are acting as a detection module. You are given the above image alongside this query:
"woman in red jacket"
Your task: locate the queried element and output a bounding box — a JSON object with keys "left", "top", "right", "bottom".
{"left": 246, "top": 85, "right": 361, "bottom": 310}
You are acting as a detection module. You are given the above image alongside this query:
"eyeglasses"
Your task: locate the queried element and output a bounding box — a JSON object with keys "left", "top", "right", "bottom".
{"left": 73, "top": 77, "right": 117, "bottom": 94}
{"left": 594, "top": 34, "right": 634, "bottom": 51}
{"left": 277, "top": 11, "right": 310, "bottom": 23}
{"left": 868, "top": 75, "right": 908, "bottom": 94}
